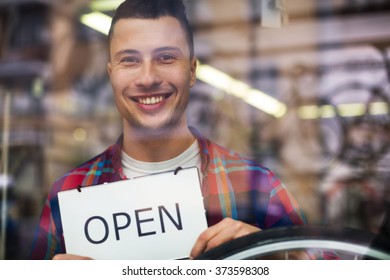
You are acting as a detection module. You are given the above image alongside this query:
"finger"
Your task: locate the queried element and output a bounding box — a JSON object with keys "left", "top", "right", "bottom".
{"left": 203, "top": 219, "right": 258, "bottom": 251}
{"left": 53, "top": 254, "right": 93, "bottom": 260}
{"left": 191, "top": 218, "right": 262, "bottom": 259}
{"left": 203, "top": 225, "right": 237, "bottom": 251}
{"left": 190, "top": 218, "right": 233, "bottom": 259}
{"left": 191, "top": 217, "right": 246, "bottom": 259}
{"left": 190, "top": 227, "right": 219, "bottom": 259}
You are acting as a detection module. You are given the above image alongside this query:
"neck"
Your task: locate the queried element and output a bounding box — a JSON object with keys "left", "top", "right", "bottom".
{"left": 122, "top": 125, "right": 195, "bottom": 162}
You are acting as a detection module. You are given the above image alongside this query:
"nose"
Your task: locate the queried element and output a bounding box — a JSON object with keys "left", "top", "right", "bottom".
{"left": 134, "top": 62, "right": 162, "bottom": 89}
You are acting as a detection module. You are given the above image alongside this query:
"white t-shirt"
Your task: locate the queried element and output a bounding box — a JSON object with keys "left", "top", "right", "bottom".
{"left": 121, "top": 140, "right": 201, "bottom": 179}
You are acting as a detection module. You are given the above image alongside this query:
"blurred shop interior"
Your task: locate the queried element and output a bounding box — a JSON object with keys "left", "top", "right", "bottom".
{"left": 1, "top": 0, "right": 390, "bottom": 259}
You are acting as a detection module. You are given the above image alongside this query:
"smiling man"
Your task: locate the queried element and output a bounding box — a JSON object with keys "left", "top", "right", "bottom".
{"left": 30, "top": 0, "right": 306, "bottom": 260}
{"left": 108, "top": 15, "right": 197, "bottom": 162}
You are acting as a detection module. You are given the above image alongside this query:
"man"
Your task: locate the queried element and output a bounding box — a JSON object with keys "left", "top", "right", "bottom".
{"left": 30, "top": 0, "right": 305, "bottom": 260}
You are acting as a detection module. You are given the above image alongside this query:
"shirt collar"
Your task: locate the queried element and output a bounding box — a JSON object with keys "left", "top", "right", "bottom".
{"left": 110, "top": 127, "right": 211, "bottom": 178}
{"left": 189, "top": 126, "right": 210, "bottom": 176}
{"left": 111, "top": 134, "right": 126, "bottom": 178}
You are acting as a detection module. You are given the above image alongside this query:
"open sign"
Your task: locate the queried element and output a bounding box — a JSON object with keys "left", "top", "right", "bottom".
{"left": 58, "top": 167, "right": 207, "bottom": 260}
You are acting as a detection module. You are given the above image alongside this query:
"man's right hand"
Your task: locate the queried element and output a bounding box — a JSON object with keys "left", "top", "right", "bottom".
{"left": 53, "top": 254, "right": 93, "bottom": 260}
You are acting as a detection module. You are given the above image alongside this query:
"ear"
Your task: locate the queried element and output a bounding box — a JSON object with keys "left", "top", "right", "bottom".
{"left": 189, "top": 57, "right": 197, "bottom": 88}
{"left": 107, "top": 62, "right": 112, "bottom": 77}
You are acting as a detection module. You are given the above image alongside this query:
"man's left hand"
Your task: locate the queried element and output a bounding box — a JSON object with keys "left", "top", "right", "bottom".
{"left": 190, "top": 217, "right": 260, "bottom": 259}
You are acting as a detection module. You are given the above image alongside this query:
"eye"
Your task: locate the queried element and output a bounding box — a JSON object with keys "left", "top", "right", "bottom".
{"left": 157, "top": 54, "right": 176, "bottom": 63}
{"left": 120, "top": 56, "right": 140, "bottom": 65}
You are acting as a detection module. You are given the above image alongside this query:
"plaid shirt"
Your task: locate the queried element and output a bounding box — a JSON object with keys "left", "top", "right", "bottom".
{"left": 30, "top": 127, "right": 305, "bottom": 259}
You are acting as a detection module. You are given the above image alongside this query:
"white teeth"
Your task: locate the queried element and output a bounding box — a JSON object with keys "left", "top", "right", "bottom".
{"left": 138, "top": 96, "right": 164, "bottom": 105}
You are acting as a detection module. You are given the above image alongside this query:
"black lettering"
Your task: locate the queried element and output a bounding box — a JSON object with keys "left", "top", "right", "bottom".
{"left": 113, "top": 212, "right": 131, "bottom": 240}
{"left": 122, "top": 267, "right": 129, "bottom": 276}
{"left": 135, "top": 207, "right": 156, "bottom": 237}
{"left": 158, "top": 203, "right": 183, "bottom": 233}
{"left": 84, "top": 216, "right": 109, "bottom": 244}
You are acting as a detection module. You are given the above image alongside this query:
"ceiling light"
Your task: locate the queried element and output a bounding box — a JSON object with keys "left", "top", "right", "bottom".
{"left": 195, "top": 62, "right": 287, "bottom": 118}
{"left": 89, "top": 0, "right": 122, "bottom": 11}
{"left": 338, "top": 103, "right": 366, "bottom": 117}
{"left": 80, "top": 11, "right": 112, "bottom": 35}
{"left": 298, "top": 102, "right": 389, "bottom": 120}
{"left": 369, "top": 102, "right": 389, "bottom": 115}
{"left": 297, "top": 105, "right": 319, "bottom": 119}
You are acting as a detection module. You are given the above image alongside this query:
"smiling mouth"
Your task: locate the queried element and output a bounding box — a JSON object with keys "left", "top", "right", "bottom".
{"left": 138, "top": 96, "right": 164, "bottom": 105}
{"left": 131, "top": 94, "right": 171, "bottom": 105}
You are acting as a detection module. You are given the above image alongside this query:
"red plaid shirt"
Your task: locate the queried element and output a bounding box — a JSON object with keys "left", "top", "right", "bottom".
{"left": 30, "top": 127, "right": 305, "bottom": 259}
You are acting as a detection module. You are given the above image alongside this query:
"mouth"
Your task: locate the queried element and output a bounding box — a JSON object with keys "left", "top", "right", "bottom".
{"left": 130, "top": 94, "right": 171, "bottom": 105}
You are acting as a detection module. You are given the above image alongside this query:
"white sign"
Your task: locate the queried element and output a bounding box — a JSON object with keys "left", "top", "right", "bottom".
{"left": 58, "top": 167, "right": 207, "bottom": 260}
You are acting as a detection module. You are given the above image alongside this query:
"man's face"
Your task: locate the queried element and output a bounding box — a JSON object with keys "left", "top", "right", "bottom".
{"left": 108, "top": 16, "right": 197, "bottom": 135}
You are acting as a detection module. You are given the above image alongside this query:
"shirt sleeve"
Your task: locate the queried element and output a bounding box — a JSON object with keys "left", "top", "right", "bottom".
{"left": 29, "top": 193, "right": 64, "bottom": 260}
{"left": 263, "top": 169, "right": 307, "bottom": 228}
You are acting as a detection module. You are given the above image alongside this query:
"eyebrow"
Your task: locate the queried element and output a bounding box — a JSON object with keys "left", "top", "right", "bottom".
{"left": 113, "top": 46, "right": 184, "bottom": 61}
{"left": 113, "top": 49, "right": 140, "bottom": 61}
{"left": 152, "top": 46, "right": 183, "bottom": 56}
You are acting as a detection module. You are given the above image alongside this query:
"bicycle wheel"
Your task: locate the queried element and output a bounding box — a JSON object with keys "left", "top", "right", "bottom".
{"left": 195, "top": 225, "right": 390, "bottom": 260}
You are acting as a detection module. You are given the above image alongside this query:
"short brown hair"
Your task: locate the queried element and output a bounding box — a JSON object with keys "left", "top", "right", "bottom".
{"left": 108, "top": 0, "right": 194, "bottom": 58}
